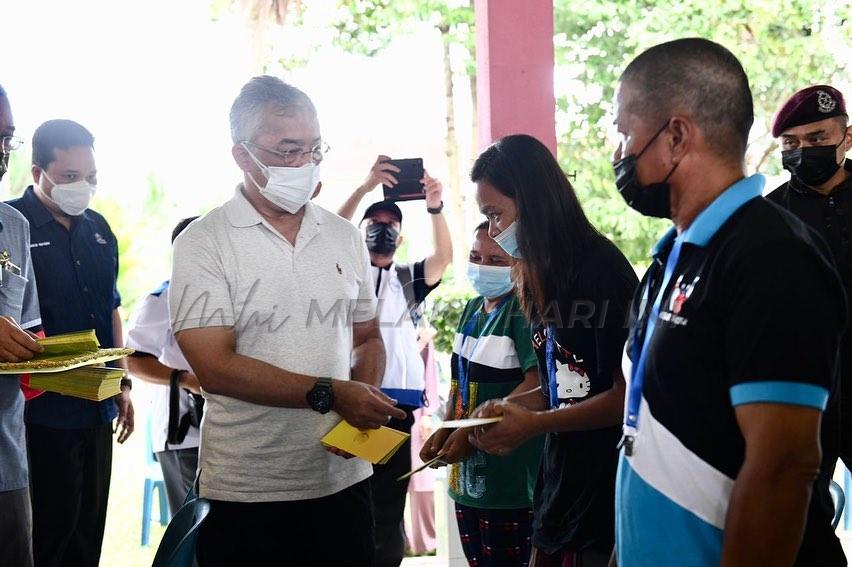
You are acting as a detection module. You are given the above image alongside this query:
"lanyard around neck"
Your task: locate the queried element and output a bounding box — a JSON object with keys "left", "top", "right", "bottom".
{"left": 621, "top": 237, "right": 684, "bottom": 455}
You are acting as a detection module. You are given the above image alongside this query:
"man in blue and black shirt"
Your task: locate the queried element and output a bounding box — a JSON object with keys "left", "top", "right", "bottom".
{"left": 8, "top": 119, "right": 133, "bottom": 567}
{"left": 611, "top": 39, "right": 846, "bottom": 566}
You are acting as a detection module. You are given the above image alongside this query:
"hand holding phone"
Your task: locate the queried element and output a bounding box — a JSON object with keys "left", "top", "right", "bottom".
{"left": 381, "top": 158, "right": 425, "bottom": 202}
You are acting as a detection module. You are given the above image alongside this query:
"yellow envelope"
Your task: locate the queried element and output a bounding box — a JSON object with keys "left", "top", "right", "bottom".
{"left": 321, "top": 421, "right": 409, "bottom": 465}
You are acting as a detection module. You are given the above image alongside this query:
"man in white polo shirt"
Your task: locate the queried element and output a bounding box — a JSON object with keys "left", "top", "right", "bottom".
{"left": 170, "top": 75, "right": 406, "bottom": 567}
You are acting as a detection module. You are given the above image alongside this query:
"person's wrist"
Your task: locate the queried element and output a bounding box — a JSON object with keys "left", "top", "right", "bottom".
{"left": 530, "top": 410, "right": 550, "bottom": 436}
{"left": 426, "top": 200, "right": 444, "bottom": 214}
{"left": 307, "top": 377, "right": 335, "bottom": 413}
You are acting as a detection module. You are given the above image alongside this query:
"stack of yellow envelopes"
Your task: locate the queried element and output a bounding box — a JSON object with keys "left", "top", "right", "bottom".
{"left": 0, "top": 329, "right": 134, "bottom": 400}
{"left": 27, "top": 367, "right": 125, "bottom": 401}
{"left": 321, "top": 421, "right": 410, "bottom": 465}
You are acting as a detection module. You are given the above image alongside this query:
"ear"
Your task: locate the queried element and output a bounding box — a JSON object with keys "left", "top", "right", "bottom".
{"left": 844, "top": 124, "right": 852, "bottom": 149}
{"left": 31, "top": 165, "right": 41, "bottom": 185}
{"left": 311, "top": 181, "right": 322, "bottom": 200}
{"left": 667, "top": 115, "right": 693, "bottom": 165}
{"left": 232, "top": 144, "right": 253, "bottom": 173}
{"left": 397, "top": 234, "right": 405, "bottom": 248}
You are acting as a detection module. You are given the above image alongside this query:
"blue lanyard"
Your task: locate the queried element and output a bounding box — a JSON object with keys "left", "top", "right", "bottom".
{"left": 622, "top": 237, "right": 684, "bottom": 454}
{"left": 457, "top": 296, "right": 511, "bottom": 411}
{"left": 545, "top": 324, "right": 559, "bottom": 409}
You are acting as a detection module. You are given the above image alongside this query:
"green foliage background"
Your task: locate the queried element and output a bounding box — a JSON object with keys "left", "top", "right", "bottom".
{"left": 332, "top": 0, "right": 851, "bottom": 353}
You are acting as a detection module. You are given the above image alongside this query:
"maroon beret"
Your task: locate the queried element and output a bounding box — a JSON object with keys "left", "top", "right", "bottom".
{"left": 772, "top": 85, "right": 847, "bottom": 137}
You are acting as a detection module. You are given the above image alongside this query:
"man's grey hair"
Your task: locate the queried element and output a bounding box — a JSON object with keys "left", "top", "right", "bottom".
{"left": 229, "top": 75, "right": 316, "bottom": 144}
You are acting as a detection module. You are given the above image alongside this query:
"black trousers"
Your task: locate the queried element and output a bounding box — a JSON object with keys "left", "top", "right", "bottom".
{"left": 839, "top": 333, "right": 852, "bottom": 470}
{"left": 197, "top": 478, "right": 375, "bottom": 567}
{"left": 369, "top": 406, "right": 415, "bottom": 567}
{"left": 26, "top": 422, "right": 113, "bottom": 567}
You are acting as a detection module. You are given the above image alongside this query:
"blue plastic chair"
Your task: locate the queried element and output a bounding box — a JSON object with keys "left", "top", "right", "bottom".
{"left": 829, "top": 479, "right": 845, "bottom": 530}
{"left": 142, "top": 414, "right": 170, "bottom": 546}
{"left": 844, "top": 467, "right": 852, "bottom": 530}
{"left": 151, "top": 498, "right": 211, "bottom": 567}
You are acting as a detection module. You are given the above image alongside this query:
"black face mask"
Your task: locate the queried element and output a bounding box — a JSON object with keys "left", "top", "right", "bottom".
{"left": 365, "top": 222, "right": 399, "bottom": 256}
{"left": 613, "top": 121, "right": 678, "bottom": 219}
{"left": 782, "top": 142, "right": 844, "bottom": 188}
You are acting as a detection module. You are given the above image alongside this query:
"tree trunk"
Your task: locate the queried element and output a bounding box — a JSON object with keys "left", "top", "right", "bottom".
{"left": 439, "top": 25, "right": 469, "bottom": 271}
{"left": 469, "top": 71, "right": 478, "bottom": 152}
{"left": 468, "top": 0, "right": 479, "bottom": 153}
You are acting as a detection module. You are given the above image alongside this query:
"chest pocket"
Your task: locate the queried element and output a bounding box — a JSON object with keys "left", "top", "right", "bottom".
{"left": 0, "top": 271, "right": 28, "bottom": 321}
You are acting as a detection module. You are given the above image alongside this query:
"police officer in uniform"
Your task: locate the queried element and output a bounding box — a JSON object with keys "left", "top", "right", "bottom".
{"left": 767, "top": 85, "right": 852, "bottom": 469}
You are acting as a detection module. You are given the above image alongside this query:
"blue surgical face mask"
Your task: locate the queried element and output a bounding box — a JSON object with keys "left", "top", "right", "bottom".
{"left": 492, "top": 221, "right": 521, "bottom": 258}
{"left": 467, "top": 262, "right": 514, "bottom": 299}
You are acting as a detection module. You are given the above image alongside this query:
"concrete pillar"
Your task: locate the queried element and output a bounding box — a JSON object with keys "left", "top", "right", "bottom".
{"left": 475, "top": 0, "right": 557, "bottom": 155}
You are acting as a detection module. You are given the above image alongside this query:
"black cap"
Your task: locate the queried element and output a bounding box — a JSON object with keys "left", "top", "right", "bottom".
{"left": 362, "top": 200, "right": 403, "bottom": 224}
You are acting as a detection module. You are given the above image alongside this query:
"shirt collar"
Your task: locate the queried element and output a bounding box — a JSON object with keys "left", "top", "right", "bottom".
{"left": 224, "top": 185, "right": 263, "bottom": 227}
{"left": 224, "top": 184, "right": 323, "bottom": 228}
{"left": 22, "top": 185, "right": 92, "bottom": 229}
{"left": 652, "top": 173, "right": 765, "bottom": 258}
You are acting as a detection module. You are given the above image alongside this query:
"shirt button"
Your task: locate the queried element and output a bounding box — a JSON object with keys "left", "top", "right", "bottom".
{"left": 83, "top": 287, "right": 89, "bottom": 292}
{"left": 76, "top": 260, "right": 81, "bottom": 266}
{"left": 90, "top": 314, "right": 95, "bottom": 319}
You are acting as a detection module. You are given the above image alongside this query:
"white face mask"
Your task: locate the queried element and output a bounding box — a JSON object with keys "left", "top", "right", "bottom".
{"left": 41, "top": 172, "right": 96, "bottom": 216}
{"left": 242, "top": 143, "right": 320, "bottom": 214}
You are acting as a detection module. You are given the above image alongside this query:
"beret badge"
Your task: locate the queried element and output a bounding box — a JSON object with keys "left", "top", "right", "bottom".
{"left": 817, "top": 90, "right": 837, "bottom": 113}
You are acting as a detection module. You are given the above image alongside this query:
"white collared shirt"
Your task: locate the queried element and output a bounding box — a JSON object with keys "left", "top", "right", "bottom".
{"left": 126, "top": 283, "right": 200, "bottom": 452}
{"left": 170, "top": 187, "right": 377, "bottom": 502}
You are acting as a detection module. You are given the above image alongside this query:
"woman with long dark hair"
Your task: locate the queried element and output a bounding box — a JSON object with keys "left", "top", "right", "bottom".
{"left": 469, "top": 134, "right": 638, "bottom": 567}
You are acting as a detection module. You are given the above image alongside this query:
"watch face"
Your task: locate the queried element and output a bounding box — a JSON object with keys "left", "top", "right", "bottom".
{"left": 309, "top": 387, "right": 333, "bottom": 413}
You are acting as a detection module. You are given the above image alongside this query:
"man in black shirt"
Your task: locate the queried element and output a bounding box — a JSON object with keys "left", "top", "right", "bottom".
{"left": 767, "top": 85, "right": 852, "bottom": 468}
{"left": 611, "top": 39, "right": 846, "bottom": 566}
{"left": 8, "top": 120, "right": 132, "bottom": 567}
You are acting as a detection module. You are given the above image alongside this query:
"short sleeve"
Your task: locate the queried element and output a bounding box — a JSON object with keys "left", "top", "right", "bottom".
{"left": 20, "top": 233, "right": 41, "bottom": 331}
{"left": 412, "top": 259, "right": 440, "bottom": 305}
{"left": 351, "top": 235, "right": 379, "bottom": 324}
{"left": 724, "top": 241, "right": 844, "bottom": 410}
{"left": 126, "top": 294, "right": 169, "bottom": 358}
{"left": 508, "top": 298, "right": 537, "bottom": 372}
{"left": 107, "top": 222, "right": 121, "bottom": 309}
{"left": 169, "top": 228, "right": 235, "bottom": 332}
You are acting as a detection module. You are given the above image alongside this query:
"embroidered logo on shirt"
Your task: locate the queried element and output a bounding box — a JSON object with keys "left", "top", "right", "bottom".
{"left": 660, "top": 274, "right": 700, "bottom": 327}
{"left": 94, "top": 233, "right": 107, "bottom": 245}
{"left": 669, "top": 275, "right": 699, "bottom": 315}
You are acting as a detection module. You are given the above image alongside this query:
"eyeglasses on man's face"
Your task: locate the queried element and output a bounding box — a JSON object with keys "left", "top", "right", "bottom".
{"left": 0, "top": 135, "right": 24, "bottom": 154}
{"left": 244, "top": 141, "right": 331, "bottom": 167}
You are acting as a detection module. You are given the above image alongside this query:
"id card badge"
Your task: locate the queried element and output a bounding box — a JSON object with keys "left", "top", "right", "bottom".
{"left": 0, "top": 250, "right": 22, "bottom": 288}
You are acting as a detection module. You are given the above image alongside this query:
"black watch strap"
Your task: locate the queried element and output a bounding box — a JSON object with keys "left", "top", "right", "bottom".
{"left": 427, "top": 201, "right": 444, "bottom": 214}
